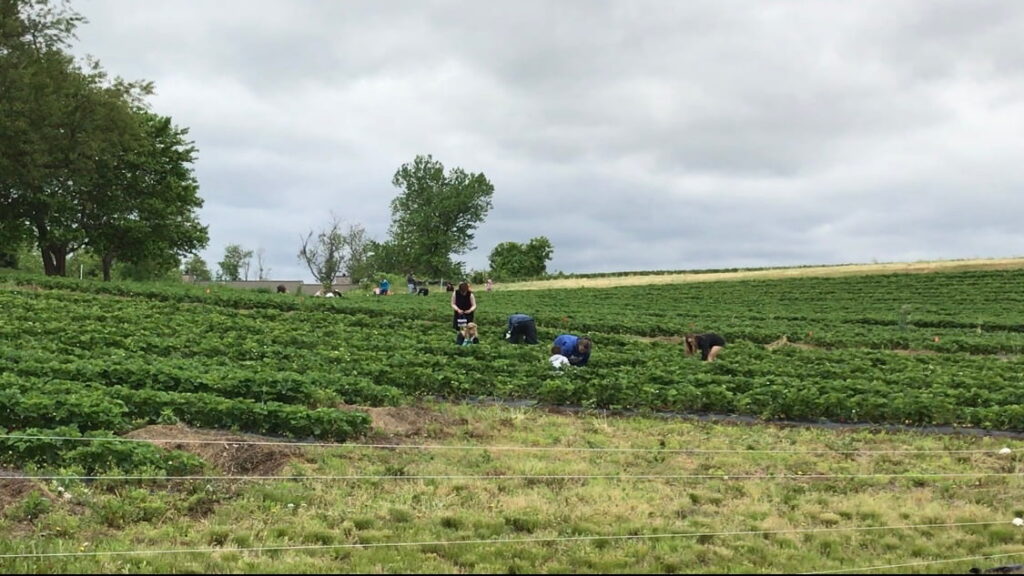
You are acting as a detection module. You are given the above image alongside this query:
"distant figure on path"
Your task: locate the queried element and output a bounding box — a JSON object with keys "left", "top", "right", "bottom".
{"left": 684, "top": 333, "right": 726, "bottom": 362}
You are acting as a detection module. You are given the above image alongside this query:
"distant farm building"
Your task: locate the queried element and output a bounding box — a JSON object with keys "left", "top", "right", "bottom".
{"left": 182, "top": 275, "right": 359, "bottom": 295}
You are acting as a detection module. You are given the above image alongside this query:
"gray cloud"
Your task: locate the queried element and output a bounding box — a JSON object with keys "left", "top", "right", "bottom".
{"left": 70, "top": 0, "right": 1024, "bottom": 281}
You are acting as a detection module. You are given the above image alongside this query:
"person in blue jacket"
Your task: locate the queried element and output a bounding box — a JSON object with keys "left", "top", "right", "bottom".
{"left": 552, "top": 334, "right": 592, "bottom": 366}
{"left": 378, "top": 278, "right": 390, "bottom": 295}
{"left": 505, "top": 313, "right": 539, "bottom": 344}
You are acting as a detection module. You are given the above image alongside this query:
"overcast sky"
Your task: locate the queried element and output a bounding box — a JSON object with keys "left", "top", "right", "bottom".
{"left": 70, "top": 0, "right": 1024, "bottom": 281}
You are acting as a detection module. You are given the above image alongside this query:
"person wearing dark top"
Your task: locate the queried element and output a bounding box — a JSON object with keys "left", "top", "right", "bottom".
{"left": 684, "top": 333, "right": 726, "bottom": 362}
{"left": 505, "top": 313, "right": 539, "bottom": 344}
{"left": 552, "top": 334, "right": 592, "bottom": 366}
{"left": 450, "top": 281, "right": 476, "bottom": 331}
{"left": 406, "top": 272, "right": 417, "bottom": 294}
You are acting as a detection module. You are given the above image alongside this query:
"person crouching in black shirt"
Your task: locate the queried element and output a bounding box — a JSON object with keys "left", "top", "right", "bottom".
{"left": 684, "top": 333, "right": 726, "bottom": 362}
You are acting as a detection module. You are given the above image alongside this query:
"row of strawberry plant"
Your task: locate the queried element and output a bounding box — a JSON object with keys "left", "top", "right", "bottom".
{"left": 0, "top": 426, "right": 204, "bottom": 476}
{"left": 0, "top": 375, "right": 371, "bottom": 442}
{"left": 9, "top": 268, "right": 1024, "bottom": 331}
{"left": 0, "top": 347, "right": 404, "bottom": 407}
{"left": 7, "top": 285, "right": 1023, "bottom": 430}
{"left": 8, "top": 271, "right": 1024, "bottom": 356}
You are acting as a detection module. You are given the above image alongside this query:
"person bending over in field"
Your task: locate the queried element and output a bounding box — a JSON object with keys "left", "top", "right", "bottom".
{"left": 552, "top": 334, "right": 592, "bottom": 366}
{"left": 684, "top": 333, "right": 726, "bottom": 362}
{"left": 505, "top": 313, "right": 539, "bottom": 344}
{"left": 456, "top": 322, "right": 480, "bottom": 346}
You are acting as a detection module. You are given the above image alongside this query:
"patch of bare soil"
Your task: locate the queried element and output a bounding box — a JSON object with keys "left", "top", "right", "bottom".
{"left": 764, "top": 335, "right": 817, "bottom": 350}
{"left": 124, "top": 425, "right": 301, "bottom": 476}
{"left": 634, "top": 335, "right": 684, "bottom": 344}
{"left": 1, "top": 284, "right": 44, "bottom": 292}
{"left": 891, "top": 348, "right": 938, "bottom": 355}
{"left": 351, "top": 405, "right": 468, "bottom": 443}
{"left": 0, "top": 469, "right": 54, "bottom": 511}
{"left": 969, "top": 564, "right": 1024, "bottom": 574}
{"left": 764, "top": 336, "right": 939, "bottom": 355}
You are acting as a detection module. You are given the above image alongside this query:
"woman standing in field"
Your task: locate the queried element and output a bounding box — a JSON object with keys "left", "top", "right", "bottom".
{"left": 684, "top": 333, "right": 726, "bottom": 362}
{"left": 451, "top": 281, "right": 477, "bottom": 331}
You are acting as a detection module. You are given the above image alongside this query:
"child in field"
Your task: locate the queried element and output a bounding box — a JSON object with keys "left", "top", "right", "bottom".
{"left": 549, "top": 345, "right": 570, "bottom": 368}
{"left": 456, "top": 322, "right": 480, "bottom": 346}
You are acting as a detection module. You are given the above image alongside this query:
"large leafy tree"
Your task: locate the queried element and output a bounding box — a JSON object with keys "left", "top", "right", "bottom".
{"left": 181, "top": 254, "right": 212, "bottom": 282}
{"left": 2, "top": 0, "right": 87, "bottom": 274}
{"left": 84, "top": 111, "right": 208, "bottom": 281}
{"left": 388, "top": 154, "right": 494, "bottom": 279}
{"left": 356, "top": 239, "right": 403, "bottom": 283}
{"left": 1, "top": 0, "right": 207, "bottom": 278}
{"left": 488, "top": 236, "right": 554, "bottom": 279}
{"left": 343, "top": 224, "right": 371, "bottom": 279}
{"left": 217, "top": 244, "right": 252, "bottom": 281}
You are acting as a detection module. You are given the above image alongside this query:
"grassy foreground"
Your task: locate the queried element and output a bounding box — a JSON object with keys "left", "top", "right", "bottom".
{"left": 2, "top": 402, "right": 1024, "bottom": 574}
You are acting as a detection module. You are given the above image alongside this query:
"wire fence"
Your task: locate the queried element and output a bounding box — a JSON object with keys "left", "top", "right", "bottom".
{"left": 0, "top": 433, "right": 1016, "bottom": 455}
{"left": 0, "top": 520, "right": 1014, "bottom": 560}
{"left": 1, "top": 434, "right": 1021, "bottom": 572}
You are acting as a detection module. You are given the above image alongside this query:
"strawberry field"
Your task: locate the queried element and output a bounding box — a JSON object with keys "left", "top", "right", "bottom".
{"left": 3, "top": 268, "right": 1024, "bottom": 473}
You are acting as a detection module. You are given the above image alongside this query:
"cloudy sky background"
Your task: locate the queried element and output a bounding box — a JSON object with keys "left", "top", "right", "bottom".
{"left": 70, "top": 0, "right": 1024, "bottom": 281}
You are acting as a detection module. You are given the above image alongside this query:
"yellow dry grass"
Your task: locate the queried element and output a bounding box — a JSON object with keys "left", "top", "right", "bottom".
{"left": 499, "top": 257, "right": 1024, "bottom": 291}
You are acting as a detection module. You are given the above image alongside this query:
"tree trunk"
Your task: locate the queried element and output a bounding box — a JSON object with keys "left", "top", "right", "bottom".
{"left": 35, "top": 221, "right": 56, "bottom": 275}
{"left": 40, "top": 245, "right": 57, "bottom": 275}
{"left": 34, "top": 220, "right": 67, "bottom": 276}
{"left": 41, "top": 244, "right": 67, "bottom": 276}
{"left": 101, "top": 252, "right": 115, "bottom": 282}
